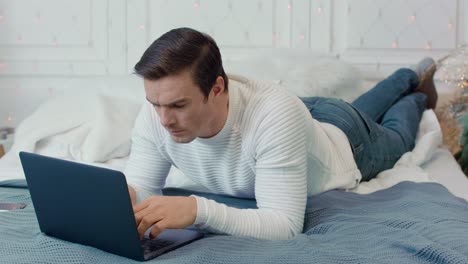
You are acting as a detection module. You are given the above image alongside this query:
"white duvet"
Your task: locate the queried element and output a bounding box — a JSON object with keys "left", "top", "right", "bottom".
{"left": 0, "top": 93, "right": 466, "bottom": 201}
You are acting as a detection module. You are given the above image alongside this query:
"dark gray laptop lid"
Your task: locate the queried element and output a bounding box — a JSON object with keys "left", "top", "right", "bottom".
{"left": 19, "top": 152, "right": 145, "bottom": 261}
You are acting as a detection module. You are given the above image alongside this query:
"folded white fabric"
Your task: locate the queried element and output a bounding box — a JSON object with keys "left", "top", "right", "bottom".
{"left": 10, "top": 92, "right": 141, "bottom": 163}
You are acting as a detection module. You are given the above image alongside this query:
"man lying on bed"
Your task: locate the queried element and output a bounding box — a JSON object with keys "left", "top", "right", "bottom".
{"left": 125, "top": 27, "right": 438, "bottom": 240}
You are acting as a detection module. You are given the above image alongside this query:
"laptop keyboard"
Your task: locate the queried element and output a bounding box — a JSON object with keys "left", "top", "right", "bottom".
{"left": 141, "top": 238, "right": 175, "bottom": 254}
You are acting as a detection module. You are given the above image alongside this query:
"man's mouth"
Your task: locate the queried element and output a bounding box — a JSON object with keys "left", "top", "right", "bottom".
{"left": 169, "top": 130, "right": 184, "bottom": 135}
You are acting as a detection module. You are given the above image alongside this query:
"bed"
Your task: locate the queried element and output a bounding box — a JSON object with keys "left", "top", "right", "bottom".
{"left": 1, "top": 53, "right": 467, "bottom": 263}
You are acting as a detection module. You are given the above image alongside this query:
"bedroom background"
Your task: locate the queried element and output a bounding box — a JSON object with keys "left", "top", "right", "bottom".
{"left": 0, "top": 0, "right": 467, "bottom": 152}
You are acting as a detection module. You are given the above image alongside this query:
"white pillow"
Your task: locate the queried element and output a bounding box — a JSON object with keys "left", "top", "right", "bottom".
{"left": 12, "top": 92, "right": 141, "bottom": 163}
{"left": 224, "top": 49, "right": 364, "bottom": 102}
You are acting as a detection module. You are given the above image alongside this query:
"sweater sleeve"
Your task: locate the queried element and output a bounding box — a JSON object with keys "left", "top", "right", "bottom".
{"left": 193, "top": 96, "right": 308, "bottom": 240}
{"left": 124, "top": 103, "right": 171, "bottom": 203}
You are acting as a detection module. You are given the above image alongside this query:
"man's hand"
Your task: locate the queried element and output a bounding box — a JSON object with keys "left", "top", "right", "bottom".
{"left": 134, "top": 196, "right": 197, "bottom": 239}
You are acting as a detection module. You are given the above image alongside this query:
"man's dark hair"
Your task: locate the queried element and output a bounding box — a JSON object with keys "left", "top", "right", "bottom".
{"left": 134, "top": 27, "right": 228, "bottom": 99}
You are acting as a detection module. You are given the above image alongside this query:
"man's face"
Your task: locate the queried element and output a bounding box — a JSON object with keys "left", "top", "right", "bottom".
{"left": 144, "top": 70, "right": 211, "bottom": 143}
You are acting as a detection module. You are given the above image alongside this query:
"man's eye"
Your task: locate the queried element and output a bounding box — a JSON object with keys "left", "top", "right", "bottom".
{"left": 174, "top": 104, "right": 185, "bottom": 109}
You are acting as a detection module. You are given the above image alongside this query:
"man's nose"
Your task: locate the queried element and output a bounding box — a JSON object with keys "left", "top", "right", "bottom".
{"left": 159, "top": 108, "right": 175, "bottom": 127}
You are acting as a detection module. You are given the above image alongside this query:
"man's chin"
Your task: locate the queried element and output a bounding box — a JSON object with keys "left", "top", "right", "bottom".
{"left": 170, "top": 135, "right": 195, "bottom": 144}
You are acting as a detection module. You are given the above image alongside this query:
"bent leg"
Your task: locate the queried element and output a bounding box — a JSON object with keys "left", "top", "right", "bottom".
{"left": 355, "top": 92, "right": 426, "bottom": 181}
{"left": 379, "top": 93, "right": 427, "bottom": 150}
{"left": 352, "top": 68, "right": 419, "bottom": 123}
{"left": 301, "top": 93, "right": 426, "bottom": 182}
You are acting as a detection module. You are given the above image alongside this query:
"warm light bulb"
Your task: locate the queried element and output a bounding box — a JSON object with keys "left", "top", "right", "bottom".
{"left": 48, "top": 87, "right": 55, "bottom": 96}
{"left": 425, "top": 41, "right": 432, "bottom": 50}
{"left": 138, "top": 24, "right": 145, "bottom": 30}
{"left": 288, "top": 3, "right": 292, "bottom": 11}
{"left": 7, "top": 116, "right": 12, "bottom": 122}
{"left": 448, "top": 22, "right": 453, "bottom": 31}
{"left": 193, "top": 1, "right": 200, "bottom": 8}
{"left": 15, "top": 86, "right": 22, "bottom": 96}
{"left": 392, "top": 40, "right": 398, "bottom": 49}
{"left": 409, "top": 14, "right": 416, "bottom": 23}
{"left": 299, "top": 34, "right": 305, "bottom": 40}
{"left": 316, "top": 7, "right": 322, "bottom": 15}
{"left": 272, "top": 32, "right": 280, "bottom": 43}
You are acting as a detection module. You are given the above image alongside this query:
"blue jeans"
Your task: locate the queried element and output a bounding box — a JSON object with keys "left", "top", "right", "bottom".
{"left": 300, "top": 68, "right": 426, "bottom": 181}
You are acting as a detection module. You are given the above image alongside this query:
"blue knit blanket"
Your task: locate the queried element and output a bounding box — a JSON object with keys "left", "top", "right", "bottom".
{"left": 1, "top": 180, "right": 467, "bottom": 264}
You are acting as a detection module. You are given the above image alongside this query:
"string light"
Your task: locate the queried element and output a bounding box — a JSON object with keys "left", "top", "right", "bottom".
{"left": 17, "top": 35, "right": 23, "bottom": 44}
{"left": 0, "top": 63, "right": 6, "bottom": 72}
{"left": 52, "top": 36, "right": 58, "bottom": 47}
{"left": 409, "top": 14, "right": 416, "bottom": 24}
{"left": 299, "top": 34, "right": 305, "bottom": 40}
{"left": 425, "top": 41, "right": 432, "bottom": 50}
{"left": 448, "top": 21, "right": 454, "bottom": 31}
{"left": 287, "top": 2, "right": 292, "bottom": 11}
{"left": 316, "top": 7, "right": 322, "bottom": 15}
{"left": 138, "top": 24, "right": 145, "bottom": 30}
{"left": 193, "top": 1, "right": 200, "bottom": 8}
{"left": 7, "top": 116, "right": 12, "bottom": 123}
{"left": 48, "top": 87, "right": 55, "bottom": 97}
{"left": 15, "top": 85, "right": 22, "bottom": 96}
{"left": 272, "top": 32, "right": 280, "bottom": 45}
{"left": 391, "top": 40, "right": 399, "bottom": 49}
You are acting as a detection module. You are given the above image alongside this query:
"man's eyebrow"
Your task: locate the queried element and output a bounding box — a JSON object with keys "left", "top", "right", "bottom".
{"left": 145, "top": 97, "right": 188, "bottom": 106}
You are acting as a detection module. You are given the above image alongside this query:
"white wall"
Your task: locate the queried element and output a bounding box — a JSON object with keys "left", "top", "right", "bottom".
{"left": 0, "top": 0, "right": 467, "bottom": 128}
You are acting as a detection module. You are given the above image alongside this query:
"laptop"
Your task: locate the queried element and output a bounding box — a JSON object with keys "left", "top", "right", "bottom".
{"left": 19, "top": 151, "right": 204, "bottom": 261}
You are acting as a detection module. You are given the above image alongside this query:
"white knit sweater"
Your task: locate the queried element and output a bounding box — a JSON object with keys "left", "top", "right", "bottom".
{"left": 124, "top": 75, "right": 361, "bottom": 240}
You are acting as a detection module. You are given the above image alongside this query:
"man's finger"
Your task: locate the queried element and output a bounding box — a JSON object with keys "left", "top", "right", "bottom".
{"left": 137, "top": 212, "right": 164, "bottom": 240}
{"left": 149, "top": 221, "right": 168, "bottom": 239}
{"left": 133, "top": 198, "right": 151, "bottom": 213}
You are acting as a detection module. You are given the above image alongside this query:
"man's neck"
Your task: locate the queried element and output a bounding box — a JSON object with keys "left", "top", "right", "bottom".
{"left": 200, "top": 94, "right": 229, "bottom": 138}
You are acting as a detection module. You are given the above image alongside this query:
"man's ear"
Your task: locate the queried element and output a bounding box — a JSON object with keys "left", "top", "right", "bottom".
{"left": 211, "top": 76, "right": 225, "bottom": 97}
